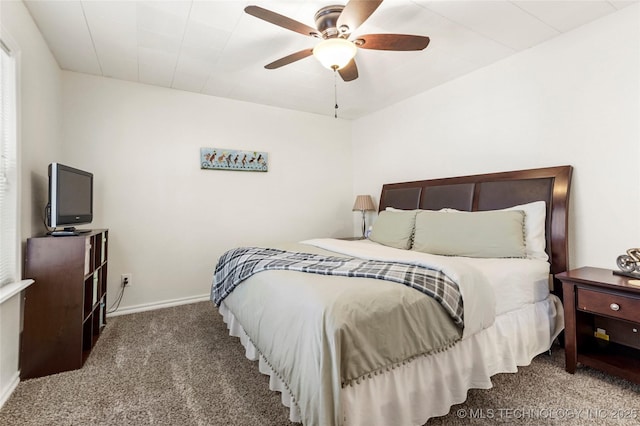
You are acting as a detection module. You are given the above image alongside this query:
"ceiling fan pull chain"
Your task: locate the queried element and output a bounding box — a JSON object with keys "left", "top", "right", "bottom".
{"left": 334, "top": 69, "right": 339, "bottom": 119}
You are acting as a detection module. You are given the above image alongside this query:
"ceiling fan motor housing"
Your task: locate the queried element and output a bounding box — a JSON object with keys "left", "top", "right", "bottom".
{"left": 314, "top": 5, "right": 346, "bottom": 38}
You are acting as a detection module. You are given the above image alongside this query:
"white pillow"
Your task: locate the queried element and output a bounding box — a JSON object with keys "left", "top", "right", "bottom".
{"left": 385, "top": 207, "right": 417, "bottom": 212}
{"left": 501, "top": 201, "right": 547, "bottom": 261}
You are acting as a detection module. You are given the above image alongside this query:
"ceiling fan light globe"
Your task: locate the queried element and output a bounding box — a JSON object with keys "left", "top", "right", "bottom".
{"left": 313, "top": 38, "right": 357, "bottom": 70}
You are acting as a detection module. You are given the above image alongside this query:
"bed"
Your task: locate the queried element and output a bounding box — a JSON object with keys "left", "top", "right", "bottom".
{"left": 211, "top": 165, "right": 573, "bottom": 426}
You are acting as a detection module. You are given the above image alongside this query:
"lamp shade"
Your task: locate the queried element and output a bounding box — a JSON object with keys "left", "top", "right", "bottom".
{"left": 313, "top": 38, "right": 357, "bottom": 70}
{"left": 352, "top": 195, "right": 376, "bottom": 212}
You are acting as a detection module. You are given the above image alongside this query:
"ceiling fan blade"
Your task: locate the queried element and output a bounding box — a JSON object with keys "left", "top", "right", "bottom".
{"left": 338, "top": 59, "right": 358, "bottom": 82}
{"left": 356, "top": 34, "right": 430, "bottom": 51}
{"left": 245, "top": 5, "right": 319, "bottom": 38}
{"left": 337, "top": 0, "right": 383, "bottom": 33}
{"left": 265, "top": 49, "right": 314, "bottom": 69}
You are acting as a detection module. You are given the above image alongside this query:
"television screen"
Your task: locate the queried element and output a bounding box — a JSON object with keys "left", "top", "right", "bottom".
{"left": 48, "top": 163, "right": 93, "bottom": 232}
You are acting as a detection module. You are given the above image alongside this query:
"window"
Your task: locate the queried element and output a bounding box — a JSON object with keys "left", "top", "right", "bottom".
{"left": 0, "top": 38, "right": 18, "bottom": 289}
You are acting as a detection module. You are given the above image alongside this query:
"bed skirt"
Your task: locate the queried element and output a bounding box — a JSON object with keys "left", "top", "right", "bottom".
{"left": 218, "top": 295, "right": 563, "bottom": 426}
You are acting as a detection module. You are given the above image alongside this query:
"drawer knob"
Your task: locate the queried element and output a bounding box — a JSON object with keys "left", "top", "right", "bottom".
{"left": 610, "top": 303, "right": 620, "bottom": 311}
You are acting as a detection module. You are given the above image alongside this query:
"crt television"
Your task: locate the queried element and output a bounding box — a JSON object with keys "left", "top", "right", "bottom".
{"left": 47, "top": 163, "right": 93, "bottom": 232}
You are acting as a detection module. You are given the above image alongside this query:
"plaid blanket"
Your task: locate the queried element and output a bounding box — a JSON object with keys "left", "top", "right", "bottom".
{"left": 211, "top": 247, "right": 464, "bottom": 327}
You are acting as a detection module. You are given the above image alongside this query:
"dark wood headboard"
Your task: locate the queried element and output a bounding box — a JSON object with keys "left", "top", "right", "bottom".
{"left": 379, "top": 166, "right": 573, "bottom": 299}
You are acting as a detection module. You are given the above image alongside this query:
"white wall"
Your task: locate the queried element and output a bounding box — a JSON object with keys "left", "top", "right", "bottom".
{"left": 352, "top": 5, "right": 640, "bottom": 271}
{"left": 0, "top": 0, "right": 61, "bottom": 408}
{"left": 61, "top": 72, "right": 353, "bottom": 312}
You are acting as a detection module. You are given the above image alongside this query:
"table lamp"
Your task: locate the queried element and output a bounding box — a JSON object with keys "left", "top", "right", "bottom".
{"left": 352, "top": 195, "right": 376, "bottom": 238}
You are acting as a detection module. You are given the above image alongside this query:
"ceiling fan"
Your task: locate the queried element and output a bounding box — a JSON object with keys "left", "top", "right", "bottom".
{"left": 244, "top": 0, "right": 430, "bottom": 82}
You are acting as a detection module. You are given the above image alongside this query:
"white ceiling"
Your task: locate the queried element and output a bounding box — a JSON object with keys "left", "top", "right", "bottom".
{"left": 23, "top": 0, "right": 637, "bottom": 119}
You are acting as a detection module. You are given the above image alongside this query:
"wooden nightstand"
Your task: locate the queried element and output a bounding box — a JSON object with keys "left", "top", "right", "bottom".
{"left": 556, "top": 267, "right": 640, "bottom": 384}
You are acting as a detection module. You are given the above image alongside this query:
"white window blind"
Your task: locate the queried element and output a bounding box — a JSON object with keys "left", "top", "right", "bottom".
{"left": 0, "top": 39, "right": 18, "bottom": 288}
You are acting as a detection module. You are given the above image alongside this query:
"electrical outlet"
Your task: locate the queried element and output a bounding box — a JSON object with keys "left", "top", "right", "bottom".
{"left": 121, "top": 273, "right": 132, "bottom": 287}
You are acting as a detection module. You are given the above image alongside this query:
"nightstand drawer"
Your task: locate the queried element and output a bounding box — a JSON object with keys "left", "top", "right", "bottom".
{"left": 577, "top": 288, "right": 640, "bottom": 323}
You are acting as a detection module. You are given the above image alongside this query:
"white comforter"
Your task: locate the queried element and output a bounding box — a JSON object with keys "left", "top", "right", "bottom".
{"left": 304, "top": 238, "right": 552, "bottom": 316}
{"left": 220, "top": 239, "right": 507, "bottom": 425}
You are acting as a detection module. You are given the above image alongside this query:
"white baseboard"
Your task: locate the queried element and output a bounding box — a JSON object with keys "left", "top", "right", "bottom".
{"left": 107, "top": 294, "right": 211, "bottom": 317}
{"left": 0, "top": 371, "right": 19, "bottom": 410}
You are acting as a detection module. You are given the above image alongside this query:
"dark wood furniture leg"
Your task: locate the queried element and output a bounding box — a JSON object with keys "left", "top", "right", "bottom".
{"left": 562, "top": 281, "right": 577, "bottom": 373}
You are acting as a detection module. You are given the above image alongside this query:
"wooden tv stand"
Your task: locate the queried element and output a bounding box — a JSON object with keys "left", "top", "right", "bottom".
{"left": 21, "top": 229, "right": 109, "bottom": 379}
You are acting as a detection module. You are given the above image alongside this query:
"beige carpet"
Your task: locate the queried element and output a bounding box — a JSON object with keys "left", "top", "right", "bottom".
{"left": 1, "top": 301, "right": 637, "bottom": 425}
